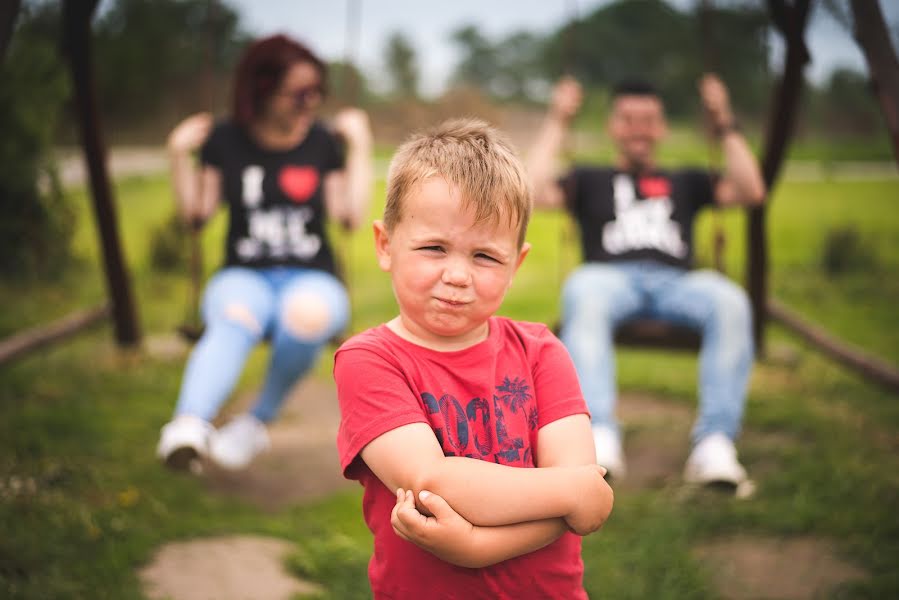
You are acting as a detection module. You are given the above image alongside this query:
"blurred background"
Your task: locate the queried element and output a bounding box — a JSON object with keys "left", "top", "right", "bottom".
{"left": 1, "top": 1, "right": 897, "bottom": 598}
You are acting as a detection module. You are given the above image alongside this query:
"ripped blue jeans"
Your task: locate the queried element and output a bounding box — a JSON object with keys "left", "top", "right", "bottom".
{"left": 174, "top": 266, "right": 349, "bottom": 423}
{"left": 559, "top": 260, "right": 754, "bottom": 443}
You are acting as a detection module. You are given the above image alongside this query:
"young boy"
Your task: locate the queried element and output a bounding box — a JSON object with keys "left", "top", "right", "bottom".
{"left": 334, "top": 118, "right": 614, "bottom": 599}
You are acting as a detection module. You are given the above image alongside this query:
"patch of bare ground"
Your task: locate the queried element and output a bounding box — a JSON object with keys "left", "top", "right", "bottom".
{"left": 616, "top": 392, "right": 694, "bottom": 490}
{"left": 139, "top": 535, "right": 321, "bottom": 600}
{"left": 201, "top": 377, "right": 354, "bottom": 512}
{"left": 693, "top": 536, "right": 867, "bottom": 600}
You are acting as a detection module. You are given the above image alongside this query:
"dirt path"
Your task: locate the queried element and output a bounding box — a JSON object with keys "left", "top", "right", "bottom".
{"left": 138, "top": 378, "right": 866, "bottom": 599}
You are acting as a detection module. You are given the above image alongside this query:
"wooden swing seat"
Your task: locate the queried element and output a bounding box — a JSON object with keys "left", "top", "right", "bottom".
{"left": 614, "top": 319, "right": 701, "bottom": 351}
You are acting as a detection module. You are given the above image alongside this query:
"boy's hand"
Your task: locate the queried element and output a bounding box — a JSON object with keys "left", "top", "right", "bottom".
{"left": 564, "top": 464, "right": 614, "bottom": 536}
{"left": 391, "top": 488, "right": 478, "bottom": 565}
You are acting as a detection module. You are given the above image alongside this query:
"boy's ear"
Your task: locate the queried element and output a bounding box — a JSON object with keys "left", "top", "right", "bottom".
{"left": 373, "top": 220, "right": 392, "bottom": 272}
{"left": 514, "top": 242, "right": 531, "bottom": 273}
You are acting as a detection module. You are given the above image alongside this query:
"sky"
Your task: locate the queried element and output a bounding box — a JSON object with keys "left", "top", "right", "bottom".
{"left": 221, "top": 0, "right": 898, "bottom": 98}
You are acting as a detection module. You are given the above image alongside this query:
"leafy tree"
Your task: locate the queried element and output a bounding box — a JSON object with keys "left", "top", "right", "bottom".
{"left": 384, "top": 31, "right": 418, "bottom": 99}
{"left": 0, "top": 2, "right": 73, "bottom": 279}
{"left": 540, "top": 0, "right": 769, "bottom": 118}
{"left": 806, "top": 68, "right": 882, "bottom": 135}
{"left": 450, "top": 24, "right": 499, "bottom": 90}
{"left": 91, "top": 0, "right": 248, "bottom": 127}
{"left": 491, "top": 31, "right": 543, "bottom": 101}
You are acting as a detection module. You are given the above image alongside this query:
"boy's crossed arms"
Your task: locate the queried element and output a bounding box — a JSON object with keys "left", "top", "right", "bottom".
{"left": 362, "top": 414, "right": 613, "bottom": 568}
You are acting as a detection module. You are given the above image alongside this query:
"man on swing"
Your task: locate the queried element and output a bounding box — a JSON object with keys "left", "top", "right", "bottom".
{"left": 528, "top": 74, "right": 766, "bottom": 486}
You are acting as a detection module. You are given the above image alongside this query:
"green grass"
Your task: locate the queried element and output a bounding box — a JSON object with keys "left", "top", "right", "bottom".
{"left": 1, "top": 139, "right": 897, "bottom": 598}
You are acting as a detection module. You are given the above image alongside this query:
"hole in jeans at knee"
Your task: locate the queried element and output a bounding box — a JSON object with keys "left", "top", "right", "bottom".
{"left": 282, "top": 293, "right": 332, "bottom": 340}
{"left": 223, "top": 303, "right": 263, "bottom": 336}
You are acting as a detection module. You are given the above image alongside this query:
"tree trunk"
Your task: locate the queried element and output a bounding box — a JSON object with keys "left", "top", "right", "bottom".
{"left": 849, "top": 0, "right": 899, "bottom": 164}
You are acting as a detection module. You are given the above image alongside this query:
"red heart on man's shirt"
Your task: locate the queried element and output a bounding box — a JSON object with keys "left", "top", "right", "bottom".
{"left": 278, "top": 166, "right": 320, "bottom": 203}
{"left": 639, "top": 176, "right": 671, "bottom": 198}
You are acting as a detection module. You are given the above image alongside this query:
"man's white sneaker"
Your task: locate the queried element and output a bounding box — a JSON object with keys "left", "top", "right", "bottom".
{"left": 683, "top": 432, "right": 748, "bottom": 487}
{"left": 208, "top": 413, "right": 271, "bottom": 471}
{"left": 156, "top": 415, "right": 214, "bottom": 472}
{"left": 592, "top": 425, "right": 626, "bottom": 480}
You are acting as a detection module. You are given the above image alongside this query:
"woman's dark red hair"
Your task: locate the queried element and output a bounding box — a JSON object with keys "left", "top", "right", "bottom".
{"left": 231, "top": 34, "right": 328, "bottom": 128}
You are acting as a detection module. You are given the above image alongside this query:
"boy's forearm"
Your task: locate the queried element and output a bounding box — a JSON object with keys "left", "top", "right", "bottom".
{"left": 468, "top": 518, "right": 570, "bottom": 568}
{"left": 427, "top": 518, "right": 569, "bottom": 569}
{"left": 415, "top": 457, "right": 591, "bottom": 527}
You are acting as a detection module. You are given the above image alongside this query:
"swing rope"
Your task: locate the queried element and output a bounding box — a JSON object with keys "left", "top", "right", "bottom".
{"left": 177, "top": 0, "right": 216, "bottom": 342}
{"left": 336, "top": 0, "right": 362, "bottom": 339}
{"left": 556, "top": 0, "right": 580, "bottom": 301}
{"left": 699, "top": 0, "right": 728, "bottom": 274}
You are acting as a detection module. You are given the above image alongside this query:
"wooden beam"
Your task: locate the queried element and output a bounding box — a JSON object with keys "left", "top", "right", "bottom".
{"left": 849, "top": 0, "right": 899, "bottom": 164}
{"left": 751, "top": 0, "right": 811, "bottom": 355}
{"left": 61, "top": 0, "right": 141, "bottom": 347}
{"left": 767, "top": 298, "right": 899, "bottom": 394}
{"left": 0, "top": 305, "right": 111, "bottom": 366}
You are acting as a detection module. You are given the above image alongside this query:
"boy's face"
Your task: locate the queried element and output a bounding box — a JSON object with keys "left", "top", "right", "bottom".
{"left": 373, "top": 177, "right": 530, "bottom": 349}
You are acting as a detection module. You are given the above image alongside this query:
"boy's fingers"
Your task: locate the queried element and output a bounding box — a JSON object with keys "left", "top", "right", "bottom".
{"left": 418, "top": 490, "right": 453, "bottom": 520}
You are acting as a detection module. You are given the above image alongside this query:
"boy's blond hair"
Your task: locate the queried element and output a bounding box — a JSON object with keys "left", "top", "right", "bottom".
{"left": 383, "top": 118, "right": 532, "bottom": 248}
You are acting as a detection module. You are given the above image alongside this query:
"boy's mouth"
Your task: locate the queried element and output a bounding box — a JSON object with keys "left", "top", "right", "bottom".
{"left": 435, "top": 297, "right": 470, "bottom": 307}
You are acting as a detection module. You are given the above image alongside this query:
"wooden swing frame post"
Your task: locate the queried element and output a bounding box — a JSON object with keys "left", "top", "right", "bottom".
{"left": 61, "top": 0, "right": 141, "bottom": 347}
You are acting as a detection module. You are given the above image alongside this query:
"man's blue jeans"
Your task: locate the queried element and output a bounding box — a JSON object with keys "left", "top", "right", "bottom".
{"left": 559, "top": 260, "right": 754, "bottom": 444}
{"left": 174, "top": 266, "right": 349, "bottom": 424}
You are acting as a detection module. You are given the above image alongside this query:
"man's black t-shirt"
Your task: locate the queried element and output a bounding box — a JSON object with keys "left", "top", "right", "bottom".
{"left": 200, "top": 120, "right": 345, "bottom": 272}
{"left": 562, "top": 166, "right": 715, "bottom": 269}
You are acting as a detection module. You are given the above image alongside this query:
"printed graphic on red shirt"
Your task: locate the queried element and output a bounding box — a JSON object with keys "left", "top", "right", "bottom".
{"left": 421, "top": 375, "right": 537, "bottom": 466}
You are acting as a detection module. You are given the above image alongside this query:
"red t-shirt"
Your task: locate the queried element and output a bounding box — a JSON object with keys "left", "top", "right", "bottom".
{"left": 334, "top": 317, "right": 590, "bottom": 599}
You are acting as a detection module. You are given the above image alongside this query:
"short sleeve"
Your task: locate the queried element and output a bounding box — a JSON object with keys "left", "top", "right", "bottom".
{"left": 531, "top": 328, "right": 589, "bottom": 429}
{"left": 681, "top": 167, "right": 716, "bottom": 211}
{"left": 318, "top": 125, "right": 346, "bottom": 174}
{"left": 557, "top": 167, "right": 581, "bottom": 215}
{"left": 334, "top": 347, "right": 429, "bottom": 479}
{"left": 199, "top": 122, "right": 227, "bottom": 168}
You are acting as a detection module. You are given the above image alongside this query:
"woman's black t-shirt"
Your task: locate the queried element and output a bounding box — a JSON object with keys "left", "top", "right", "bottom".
{"left": 200, "top": 120, "right": 345, "bottom": 273}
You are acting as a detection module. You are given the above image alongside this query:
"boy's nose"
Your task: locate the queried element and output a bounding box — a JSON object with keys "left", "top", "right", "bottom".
{"left": 441, "top": 258, "right": 471, "bottom": 287}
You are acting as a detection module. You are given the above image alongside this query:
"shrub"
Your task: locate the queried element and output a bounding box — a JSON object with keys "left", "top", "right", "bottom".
{"left": 0, "top": 11, "right": 74, "bottom": 280}
{"left": 820, "top": 226, "right": 878, "bottom": 276}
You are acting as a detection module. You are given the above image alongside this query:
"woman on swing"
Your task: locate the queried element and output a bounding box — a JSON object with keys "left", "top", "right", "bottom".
{"left": 157, "top": 34, "right": 373, "bottom": 471}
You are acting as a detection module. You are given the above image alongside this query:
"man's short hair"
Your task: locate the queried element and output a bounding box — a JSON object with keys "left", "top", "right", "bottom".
{"left": 384, "top": 118, "right": 532, "bottom": 248}
{"left": 612, "top": 79, "right": 659, "bottom": 99}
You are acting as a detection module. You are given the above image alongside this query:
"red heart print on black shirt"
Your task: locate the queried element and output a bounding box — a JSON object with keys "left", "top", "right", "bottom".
{"left": 639, "top": 176, "right": 671, "bottom": 198}
{"left": 278, "top": 166, "right": 320, "bottom": 203}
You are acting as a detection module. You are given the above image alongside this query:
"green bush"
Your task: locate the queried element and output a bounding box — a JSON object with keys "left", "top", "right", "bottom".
{"left": 820, "top": 226, "right": 879, "bottom": 276}
{"left": 149, "top": 211, "right": 189, "bottom": 272}
{"left": 0, "top": 14, "right": 74, "bottom": 280}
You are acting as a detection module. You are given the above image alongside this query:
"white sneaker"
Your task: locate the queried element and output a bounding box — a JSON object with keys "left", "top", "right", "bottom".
{"left": 592, "top": 425, "right": 626, "bottom": 480}
{"left": 157, "top": 415, "right": 214, "bottom": 472}
{"left": 208, "top": 413, "right": 271, "bottom": 471}
{"left": 684, "top": 432, "right": 748, "bottom": 487}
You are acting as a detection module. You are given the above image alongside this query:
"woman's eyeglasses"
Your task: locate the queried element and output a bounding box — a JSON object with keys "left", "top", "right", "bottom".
{"left": 279, "top": 84, "right": 322, "bottom": 106}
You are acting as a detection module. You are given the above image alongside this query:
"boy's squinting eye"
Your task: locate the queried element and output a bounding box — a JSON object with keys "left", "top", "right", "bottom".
{"left": 418, "top": 245, "right": 444, "bottom": 253}
{"left": 475, "top": 252, "right": 501, "bottom": 263}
